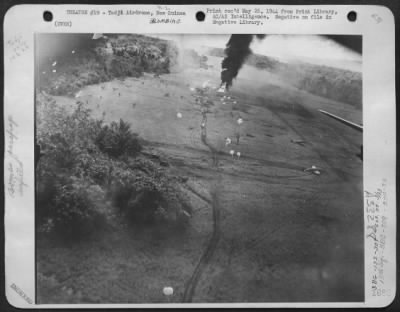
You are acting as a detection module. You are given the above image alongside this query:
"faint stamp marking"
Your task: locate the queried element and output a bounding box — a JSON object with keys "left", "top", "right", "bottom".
{"left": 371, "top": 14, "right": 382, "bottom": 24}
{"left": 6, "top": 35, "right": 29, "bottom": 61}
{"left": 10, "top": 283, "right": 33, "bottom": 304}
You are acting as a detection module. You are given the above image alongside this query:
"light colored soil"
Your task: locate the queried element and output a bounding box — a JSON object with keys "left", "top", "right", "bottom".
{"left": 37, "top": 55, "right": 363, "bottom": 303}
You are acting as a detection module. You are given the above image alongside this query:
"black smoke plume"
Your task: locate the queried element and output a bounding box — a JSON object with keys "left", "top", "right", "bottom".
{"left": 221, "top": 34, "right": 266, "bottom": 89}
{"left": 220, "top": 34, "right": 361, "bottom": 89}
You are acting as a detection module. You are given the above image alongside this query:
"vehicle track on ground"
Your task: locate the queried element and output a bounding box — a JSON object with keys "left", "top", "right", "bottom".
{"left": 182, "top": 187, "right": 221, "bottom": 302}
{"left": 182, "top": 100, "right": 222, "bottom": 303}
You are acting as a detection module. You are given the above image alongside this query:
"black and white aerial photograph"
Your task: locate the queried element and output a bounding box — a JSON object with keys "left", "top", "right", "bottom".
{"left": 35, "top": 33, "right": 363, "bottom": 304}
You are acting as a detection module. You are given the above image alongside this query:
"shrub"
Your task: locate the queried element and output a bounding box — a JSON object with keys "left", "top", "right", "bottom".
{"left": 110, "top": 157, "right": 187, "bottom": 226}
{"left": 36, "top": 174, "right": 106, "bottom": 238}
{"left": 95, "top": 119, "right": 142, "bottom": 158}
{"left": 110, "top": 162, "right": 158, "bottom": 223}
{"left": 108, "top": 57, "right": 142, "bottom": 78}
{"left": 74, "top": 152, "right": 112, "bottom": 186}
{"left": 38, "top": 34, "right": 179, "bottom": 96}
{"left": 52, "top": 177, "right": 105, "bottom": 238}
{"left": 36, "top": 92, "right": 189, "bottom": 237}
{"left": 110, "top": 171, "right": 163, "bottom": 224}
{"left": 36, "top": 97, "right": 103, "bottom": 175}
{"left": 36, "top": 171, "right": 60, "bottom": 222}
{"left": 124, "top": 188, "right": 163, "bottom": 224}
{"left": 45, "top": 133, "right": 77, "bottom": 169}
{"left": 36, "top": 97, "right": 110, "bottom": 237}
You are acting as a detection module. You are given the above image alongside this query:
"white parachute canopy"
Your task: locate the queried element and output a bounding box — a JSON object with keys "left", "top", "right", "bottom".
{"left": 163, "top": 287, "right": 174, "bottom": 296}
{"left": 202, "top": 80, "right": 210, "bottom": 88}
{"left": 217, "top": 83, "right": 226, "bottom": 93}
{"left": 92, "top": 33, "right": 104, "bottom": 40}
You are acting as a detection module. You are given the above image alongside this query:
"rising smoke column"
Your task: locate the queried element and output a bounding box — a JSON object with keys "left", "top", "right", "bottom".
{"left": 221, "top": 34, "right": 266, "bottom": 89}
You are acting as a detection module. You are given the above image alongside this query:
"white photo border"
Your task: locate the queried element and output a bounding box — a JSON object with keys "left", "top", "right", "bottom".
{"left": 3, "top": 4, "right": 396, "bottom": 308}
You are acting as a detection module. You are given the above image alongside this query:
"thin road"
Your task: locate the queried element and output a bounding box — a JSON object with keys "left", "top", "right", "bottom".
{"left": 182, "top": 187, "right": 221, "bottom": 302}
{"left": 182, "top": 93, "right": 222, "bottom": 303}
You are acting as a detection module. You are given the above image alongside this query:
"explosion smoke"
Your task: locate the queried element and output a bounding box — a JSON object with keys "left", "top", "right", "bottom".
{"left": 220, "top": 34, "right": 266, "bottom": 90}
